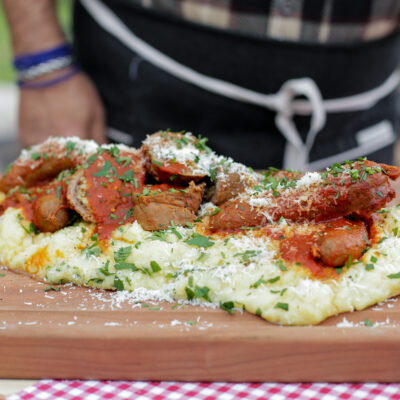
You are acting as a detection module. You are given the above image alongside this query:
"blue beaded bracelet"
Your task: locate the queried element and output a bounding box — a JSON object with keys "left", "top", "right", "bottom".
{"left": 14, "top": 43, "right": 77, "bottom": 87}
{"left": 14, "top": 44, "right": 72, "bottom": 71}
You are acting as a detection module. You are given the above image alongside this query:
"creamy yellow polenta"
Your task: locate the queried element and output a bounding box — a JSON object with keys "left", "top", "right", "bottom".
{"left": 1, "top": 205, "right": 400, "bottom": 325}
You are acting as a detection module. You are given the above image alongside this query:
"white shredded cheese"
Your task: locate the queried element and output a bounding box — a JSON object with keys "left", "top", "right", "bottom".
{"left": 295, "top": 172, "right": 322, "bottom": 189}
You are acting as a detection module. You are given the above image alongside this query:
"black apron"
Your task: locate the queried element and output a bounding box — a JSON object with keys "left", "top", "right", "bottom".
{"left": 73, "top": 0, "right": 400, "bottom": 170}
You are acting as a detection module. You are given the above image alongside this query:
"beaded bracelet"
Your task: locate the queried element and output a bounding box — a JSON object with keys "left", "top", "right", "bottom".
{"left": 14, "top": 44, "right": 78, "bottom": 89}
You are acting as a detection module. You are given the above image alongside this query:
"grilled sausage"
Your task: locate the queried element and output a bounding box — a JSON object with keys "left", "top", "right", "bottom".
{"left": 209, "top": 161, "right": 400, "bottom": 231}
{"left": 132, "top": 181, "right": 205, "bottom": 230}
{"left": 0, "top": 138, "right": 93, "bottom": 193}
{"left": 142, "top": 131, "right": 208, "bottom": 184}
{"left": 311, "top": 221, "right": 368, "bottom": 267}
{"left": 33, "top": 194, "right": 70, "bottom": 233}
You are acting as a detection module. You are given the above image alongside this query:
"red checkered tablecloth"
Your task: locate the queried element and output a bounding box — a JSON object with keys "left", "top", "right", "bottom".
{"left": 6, "top": 381, "right": 400, "bottom": 400}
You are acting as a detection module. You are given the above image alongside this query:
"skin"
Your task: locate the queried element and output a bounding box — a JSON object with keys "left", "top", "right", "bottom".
{"left": 3, "top": 0, "right": 106, "bottom": 147}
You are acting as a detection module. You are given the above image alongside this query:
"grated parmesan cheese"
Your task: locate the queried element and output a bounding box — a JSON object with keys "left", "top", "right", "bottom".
{"left": 295, "top": 172, "right": 322, "bottom": 189}
{"left": 19, "top": 136, "right": 99, "bottom": 163}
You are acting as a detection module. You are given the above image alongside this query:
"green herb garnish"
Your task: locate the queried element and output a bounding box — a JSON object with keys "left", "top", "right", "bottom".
{"left": 114, "top": 246, "right": 132, "bottom": 262}
{"left": 274, "top": 302, "right": 289, "bottom": 311}
{"left": 150, "top": 260, "right": 161, "bottom": 273}
{"left": 185, "top": 233, "right": 214, "bottom": 248}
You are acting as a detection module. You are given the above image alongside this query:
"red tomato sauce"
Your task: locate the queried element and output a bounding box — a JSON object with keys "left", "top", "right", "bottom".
{"left": 84, "top": 151, "right": 146, "bottom": 239}
{"left": 280, "top": 233, "right": 333, "bottom": 278}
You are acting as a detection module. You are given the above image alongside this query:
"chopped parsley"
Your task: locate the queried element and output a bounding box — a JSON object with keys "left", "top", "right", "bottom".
{"left": 114, "top": 262, "right": 139, "bottom": 271}
{"left": 117, "top": 170, "right": 135, "bottom": 183}
{"left": 185, "top": 285, "right": 211, "bottom": 302}
{"left": 209, "top": 166, "right": 217, "bottom": 182}
{"left": 29, "top": 222, "right": 39, "bottom": 234}
{"left": 346, "top": 255, "right": 353, "bottom": 269}
{"left": 114, "top": 246, "right": 132, "bottom": 262}
{"left": 150, "top": 260, "right": 162, "bottom": 273}
{"left": 92, "top": 159, "right": 112, "bottom": 177}
{"left": 82, "top": 245, "right": 101, "bottom": 258}
{"left": 268, "top": 276, "right": 281, "bottom": 284}
{"left": 220, "top": 301, "right": 235, "bottom": 315}
{"left": 43, "top": 286, "right": 61, "bottom": 292}
{"left": 4, "top": 162, "right": 13, "bottom": 174}
{"left": 185, "top": 233, "right": 214, "bottom": 248}
{"left": 168, "top": 221, "right": 182, "bottom": 239}
{"left": 364, "top": 318, "right": 373, "bottom": 327}
{"left": 148, "top": 231, "right": 166, "bottom": 241}
{"left": 250, "top": 276, "right": 266, "bottom": 289}
{"left": 66, "top": 140, "right": 75, "bottom": 153}
{"left": 234, "top": 250, "right": 261, "bottom": 262}
{"left": 86, "top": 153, "right": 98, "bottom": 166}
{"left": 113, "top": 276, "right": 125, "bottom": 291}
{"left": 82, "top": 235, "right": 101, "bottom": 258}
{"left": 56, "top": 185, "right": 62, "bottom": 200}
{"left": 274, "top": 302, "right": 289, "bottom": 311}
{"left": 197, "top": 252, "right": 206, "bottom": 261}
{"left": 388, "top": 273, "right": 400, "bottom": 279}
{"left": 276, "top": 260, "right": 287, "bottom": 271}
{"left": 99, "top": 261, "right": 113, "bottom": 276}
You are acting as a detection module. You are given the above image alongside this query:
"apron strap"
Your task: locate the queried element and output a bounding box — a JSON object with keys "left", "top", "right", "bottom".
{"left": 80, "top": 0, "right": 399, "bottom": 171}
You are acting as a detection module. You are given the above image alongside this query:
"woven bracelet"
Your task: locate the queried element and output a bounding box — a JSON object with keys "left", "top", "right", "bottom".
{"left": 18, "top": 66, "right": 80, "bottom": 90}
{"left": 14, "top": 43, "right": 75, "bottom": 83}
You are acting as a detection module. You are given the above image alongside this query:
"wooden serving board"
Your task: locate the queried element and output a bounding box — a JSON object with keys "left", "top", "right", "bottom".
{"left": 0, "top": 269, "right": 400, "bottom": 382}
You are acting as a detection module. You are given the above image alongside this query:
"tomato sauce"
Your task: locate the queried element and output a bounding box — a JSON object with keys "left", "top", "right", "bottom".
{"left": 280, "top": 233, "right": 331, "bottom": 278}
{"left": 84, "top": 150, "right": 146, "bottom": 239}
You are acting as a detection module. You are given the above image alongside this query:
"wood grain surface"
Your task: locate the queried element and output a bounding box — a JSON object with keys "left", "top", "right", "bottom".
{"left": 0, "top": 268, "right": 400, "bottom": 382}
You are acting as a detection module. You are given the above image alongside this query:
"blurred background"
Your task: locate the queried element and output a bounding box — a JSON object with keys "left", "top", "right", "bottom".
{"left": 0, "top": 0, "right": 73, "bottom": 169}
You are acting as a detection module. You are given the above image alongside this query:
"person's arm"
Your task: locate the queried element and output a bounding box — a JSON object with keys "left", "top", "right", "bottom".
{"left": 3, "top": 0, "right": 106, "bottom": 147}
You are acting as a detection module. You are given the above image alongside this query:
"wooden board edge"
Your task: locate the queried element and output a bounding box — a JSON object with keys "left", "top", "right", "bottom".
{"left": 1, "top": 331, "right": 399, "bottom": 382}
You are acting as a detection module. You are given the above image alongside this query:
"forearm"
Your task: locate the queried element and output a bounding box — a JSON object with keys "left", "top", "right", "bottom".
{"left": 3, "top": 0, "right": 65, "bottom": 56}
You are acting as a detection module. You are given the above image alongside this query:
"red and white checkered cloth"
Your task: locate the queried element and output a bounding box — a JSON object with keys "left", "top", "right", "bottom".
{"left": 6, "top": 381, "right": 400, "bottom": 400}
